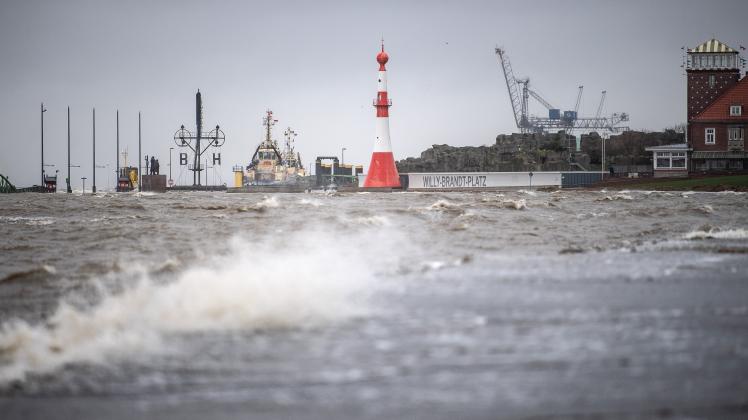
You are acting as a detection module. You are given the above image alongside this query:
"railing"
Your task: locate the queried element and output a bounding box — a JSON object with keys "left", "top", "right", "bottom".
{"left": 372, "top": 99, "right": 392, "bottom": 106}
{"left": 728, "top": 140, "right": 744, "bottom": 152}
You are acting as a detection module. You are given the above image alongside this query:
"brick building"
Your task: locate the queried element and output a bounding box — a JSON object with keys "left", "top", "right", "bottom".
{"left": 686, "top": 39, "right": 747, "bottom": 171}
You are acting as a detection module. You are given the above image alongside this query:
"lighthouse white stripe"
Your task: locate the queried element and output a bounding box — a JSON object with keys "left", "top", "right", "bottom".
{"left": 378, "top": 71, "right": 387, "bottom": 92}
{"left": 373, "top": 117, "right": 392, "bottom": 153}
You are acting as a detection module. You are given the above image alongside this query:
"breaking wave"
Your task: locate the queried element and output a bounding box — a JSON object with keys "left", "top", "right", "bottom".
{"left": 0, "top": 216, "right": 54, "bottom": 226}
{"left": 684, "top": 228, "right": 748, "bottom": 240}
{"left": 500, "top": 198, "right": 527, "bottom": 210}
{"left": 236, "top": 196, "right": 281, "bottom": 212}
{"left": 0, "top": 232, "right": 376, "bottom": 383}
{"left": 426, "top": 199, "right": 464, "bottom": 214}
{"left": 597, "top": 193, "right": 634, "bottom": 201}
{"left": 0, "top": 265, "right": 57, "bottom": 284}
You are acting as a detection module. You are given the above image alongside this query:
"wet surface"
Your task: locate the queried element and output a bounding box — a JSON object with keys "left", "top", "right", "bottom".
{"left": 1, "top": 190, "right": 747, "bottom": 419}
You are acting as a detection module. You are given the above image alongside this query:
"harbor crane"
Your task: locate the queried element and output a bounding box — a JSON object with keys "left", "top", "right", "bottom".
{"left": 494, "top": 47, "right": 629, "bottom": 134}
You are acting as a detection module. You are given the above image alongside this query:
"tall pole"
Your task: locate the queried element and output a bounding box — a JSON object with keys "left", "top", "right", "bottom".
{"left": 92, "top": 108, "right": 96, "bottom": 193}
{"left": 116, "top": 110, "right": 119, "bottom": 191}
{"left": 67, "top": 106, "right": 72, "bottom": 193}
{"left": 194, "top": 90, "right": 202, "bottom": 186}
{"left": 169, "top": 147, "right": 173, "bottom": 184}
{"left": 138, "top": 112, "right": 142, "bottom": 191}
{"left": 601, "top": 135, "right": 606, "bottom": 178}
{"left": 41, "top": 103, "right": 46, "bottom": 186}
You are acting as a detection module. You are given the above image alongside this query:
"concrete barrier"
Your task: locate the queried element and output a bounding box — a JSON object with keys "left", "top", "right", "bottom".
{"left": 142, "top": 175, "right": 167, "bottom": 192}
{"left": 406, "top": 172, "right": 562, "bottom": 191}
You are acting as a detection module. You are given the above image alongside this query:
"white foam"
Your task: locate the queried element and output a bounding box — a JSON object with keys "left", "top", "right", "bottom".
{"left": 517, "top": 189, "right": 536, "bottom": 196}
{"left": 598, "top": 193, "right": 633, "bottom": 201}
{"left": 255, "top": 195, "right": 280, "bottom": 209}
{"left": 684, "top": 228, "right": 748, "bottom": 240}
{"left": 500, "top": 198, "right": 527, "bottom": 210}
{"left": 299, "top": 198, "right": 323, "bottom": 207}
{"left": 427, "top": 199, "right": 461, "bottom": 212}
{"left": 0, "top": 216, "right": 54, "bottom": 226}
{"left": 0, "top": 233, "right": 376, "bottom": 383}
{"left": 352, "top": 216, "right": 391, "bottom": 226}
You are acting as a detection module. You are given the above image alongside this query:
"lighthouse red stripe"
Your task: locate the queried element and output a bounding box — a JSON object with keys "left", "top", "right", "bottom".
{"left": 364, "top": 152, "right": 400, "bottom": 187}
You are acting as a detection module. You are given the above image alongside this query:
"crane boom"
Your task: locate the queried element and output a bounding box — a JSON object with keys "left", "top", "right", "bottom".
{"left": 573, "top": 85, "right": 583, "bottom": 115}
{"left": 595, "top": 90, "right": 607, "bottom": 119}
{"left": 528, "top": 89, "right": 555, "bottom": 110}
{"left": 495, "top": 47, "right": 525, "bottom": 130}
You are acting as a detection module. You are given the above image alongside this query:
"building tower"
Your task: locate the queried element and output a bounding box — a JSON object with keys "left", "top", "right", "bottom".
{"left": 364, "top": 41, "right": 401, "bottom": 188}
{"left": 687, "top": 39, "right": 741, "bottom": 121}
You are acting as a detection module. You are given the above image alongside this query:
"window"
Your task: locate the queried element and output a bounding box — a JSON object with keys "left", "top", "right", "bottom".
{"left": 671, "top": 152, "right": 686, "bottom": 168}
{"left": 728, "top": 127, "right": 744, "bottom": 141}
{"left": 654, "top": 151, "right": 687, "bottom": 170}
{"left": 709, "top": 75, "right": 716, "bottom": 88}
{"left": 656, "top": 153, "right": 670, "bottom": 169}
{"left": 730, "top": 105, "right": 742, "bottom": 116}
{"left": 705, "top": 128, "right": 716, "bottom": 144}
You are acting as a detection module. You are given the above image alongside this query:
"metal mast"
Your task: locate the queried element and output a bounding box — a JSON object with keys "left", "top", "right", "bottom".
{"left": 138, "top": 112, "right": 142, "bottom": 191}
{"left": 67, "top": 106, "right": 72, "bottom": 193}
{"left": 173, "top": 90, "right": 225, "bottom": 186}
{"left": 92, "top": 108, "right": 96, "bottom": 193}
{"left": 40, "top": 103, "right": 46, "bottom": 186}
{"left": 194, "top": 90, "right": 202, "bottom": 185}
{"left": 116, "top": 110, "right": 119, "bottom": 191}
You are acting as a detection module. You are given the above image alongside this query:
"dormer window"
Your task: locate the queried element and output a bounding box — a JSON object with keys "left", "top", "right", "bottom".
{"left": 730, "top": 105, "right": 742, "bottom": 116}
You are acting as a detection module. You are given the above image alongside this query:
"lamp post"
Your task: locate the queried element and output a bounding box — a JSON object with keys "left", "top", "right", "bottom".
{"left": 41, "top": 103, "right": 47, "bottom": 186}
{"left": 169, "top": 147, "right": 174, "bottom": 186}
{"left": 81, "top": 177, "right": 87, "bottom": 195}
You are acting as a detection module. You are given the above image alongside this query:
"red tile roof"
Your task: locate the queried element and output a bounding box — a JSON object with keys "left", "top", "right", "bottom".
{"left": 692, "top": 75, "right": 748, "bottom": 121}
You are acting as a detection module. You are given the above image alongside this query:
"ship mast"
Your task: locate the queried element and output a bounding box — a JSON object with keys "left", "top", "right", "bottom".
{"left": 283, "top": 127, "right": 297, "bottom": 166}
{"left": 263, "top": 110, "right": 278, "bottom": 146}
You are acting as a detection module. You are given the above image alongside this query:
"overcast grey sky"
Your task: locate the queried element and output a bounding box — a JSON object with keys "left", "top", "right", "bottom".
{"left": 1, "top": 0, "right": 746, "bottom": 189}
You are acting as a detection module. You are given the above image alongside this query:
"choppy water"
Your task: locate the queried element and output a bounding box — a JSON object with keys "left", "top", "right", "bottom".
{"left": 1, "top": 190, "right": 747, "bottom": 419}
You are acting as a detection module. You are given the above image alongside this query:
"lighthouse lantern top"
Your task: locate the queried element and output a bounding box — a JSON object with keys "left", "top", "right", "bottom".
{"left": 377, "top": 41, "right": 389, "bottom": 69}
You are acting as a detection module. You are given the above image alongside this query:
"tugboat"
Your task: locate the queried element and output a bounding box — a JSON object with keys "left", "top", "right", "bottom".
{"left": 116, "top": 149, "right": 138, "bottom": 192}
{"left": 243, "top": 110, "right": 306, "bottom": 185}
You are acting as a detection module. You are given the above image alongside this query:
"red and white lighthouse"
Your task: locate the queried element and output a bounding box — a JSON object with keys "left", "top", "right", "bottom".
{"left": 364, "top": 41, "right": 401, "bottom": 188}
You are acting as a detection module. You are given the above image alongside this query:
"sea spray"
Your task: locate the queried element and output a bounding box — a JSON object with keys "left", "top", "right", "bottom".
{"left": 0, "top": 230, "right": 380, "bottom": 383}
